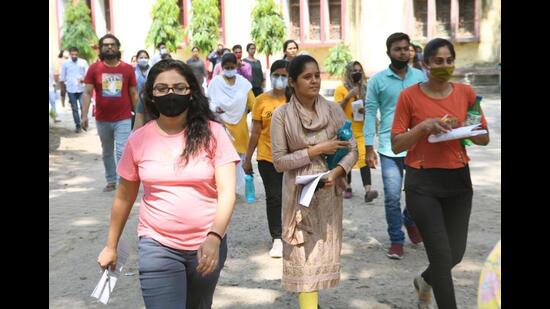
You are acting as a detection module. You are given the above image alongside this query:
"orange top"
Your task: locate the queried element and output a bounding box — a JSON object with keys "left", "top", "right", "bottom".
{"left": 392, "top": 83, "right": 488, "bottom": 169}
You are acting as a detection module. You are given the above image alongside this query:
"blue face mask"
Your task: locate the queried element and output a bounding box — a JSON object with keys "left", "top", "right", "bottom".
{"left": 224, "top": 69, "right": 237, "bottom": 78}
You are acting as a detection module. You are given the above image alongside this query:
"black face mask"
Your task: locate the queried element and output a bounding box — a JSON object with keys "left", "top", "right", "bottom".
{"left": 390, "top": 57, "right": 409, "bottom": 70}
{"left": 351, "top": 72, "right": 362, "bottom": 83}
{"left": 153, "top": 93, "right": 191, "bottom": 117}
{"left": 71, "top": 57, "right": 78, "bottom": 62}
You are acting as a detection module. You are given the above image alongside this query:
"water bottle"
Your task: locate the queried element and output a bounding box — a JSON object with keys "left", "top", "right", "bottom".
{"left": 244, "top": 174, "right": 255, "bottom": 204}
{"left": 326, "top": 120, "right": 353, "bottom": 169}
{"left": 462, "top": 95, "right": 483, "bottom": 146}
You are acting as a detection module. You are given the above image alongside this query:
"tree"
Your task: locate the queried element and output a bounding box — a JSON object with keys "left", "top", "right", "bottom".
{"left": 188, "top": 0, "right": 220, "bottom": 55}
{"left": 146, "top": 0, "right": 185, "bottom": 52}
{"left": 60, "top": 0, "right": 98, "bottom": 62}
{"left": 250, "top": 0, "right": 286, "bottom": 69}
{"left": 324, "top": 44, "right": 353, "bottom": 79}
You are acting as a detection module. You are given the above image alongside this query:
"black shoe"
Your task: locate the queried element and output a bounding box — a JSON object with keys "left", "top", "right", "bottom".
{"left": 75, "top": 127, "right": 82, "bottom": 133}
{"left": 364, "top": 190, "right": 379, "bottom": 203}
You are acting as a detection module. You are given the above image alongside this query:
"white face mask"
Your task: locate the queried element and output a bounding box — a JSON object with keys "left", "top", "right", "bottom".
{"left": 160, "top": 48, "right": 167, "bottom": 55}
{"left": 137, "top": 59, "right": 149, "bottom": 67}
{"left": 271, "top": 76, "right": 288, "bottom": 90}
{"left": 224, "top": 69, "right": 237, "bottom": 78}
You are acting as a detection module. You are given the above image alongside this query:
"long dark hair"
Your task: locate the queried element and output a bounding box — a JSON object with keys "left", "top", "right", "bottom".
{"left": 283, "top": 40, "right": 299, "bottom": 59}
{"left": 423, "top": 38, "right": 456, "bottom": 65}
{"left": 142, "top": 59, "right": 219, "bottom": 164}
{"left": 285, "top": 55, "right": 319, "bottom": 102}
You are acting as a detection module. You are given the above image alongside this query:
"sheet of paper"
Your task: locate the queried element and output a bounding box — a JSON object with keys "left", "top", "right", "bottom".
{"left": 351, "top": 99, "right": 364, "bottom": 121}
{"left": 428, "top": 123, "right": 487, "bottom": 143}
{"left": 295, "top": 171, "right": 330, "bottom": 207}
{"left": 91, "top": 240, "right": 129, "bottom": 304}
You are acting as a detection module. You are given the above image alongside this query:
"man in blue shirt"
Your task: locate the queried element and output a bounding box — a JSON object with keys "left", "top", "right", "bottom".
{"left": 61, "top": 47, "right": 88, "bottom": 133}
{"left": 364, "top": 33, "right": 426, "bottom": 259}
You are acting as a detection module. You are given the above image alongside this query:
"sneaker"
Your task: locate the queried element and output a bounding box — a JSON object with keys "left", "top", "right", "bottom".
{"left": 387, "top": 243, "right": 403, "bottom": 259}
{"left": 406, "top": 225, "right": 423, "bottom": 245}
{"left": 269, "top": 238, "right": 283, "bottom": 258}
{"left": 364, "top": 190, "right": 379, "bottom": 203}
{"left": 102, "top": 182, "right": 116, "bottom": 192}
{"left": 343, "top": 188, "right": 353, "bottom": 199}
{"left": 414, "top": 274, "right": 434, "bottom": 309}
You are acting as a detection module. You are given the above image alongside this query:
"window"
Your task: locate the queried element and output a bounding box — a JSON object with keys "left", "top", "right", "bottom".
{"left": 435, "top": 0, "right": 451, "bottom": 38}
{"left": 287, "top": 0, "right": 345, "bottom": 44}
{"left": 178, "top": 0, "right": 185, "bottom": 26}
{"left": 289, "top": 0, "right": 301, "bottom": 40}
{"left": 458, "top": 0, "right": 475, "bottom": 38}
{"left": 411, "top": 0, "right": 480, "bottom": 43}
{"left": 413, "top": 0, "right": 428, "bottom": 39}
{"left": 308, "top": 0, "right": 321, "bottom": 40}
{"left": 218, "top": 0, "right": 224, "bottom": 43}
{"left": 328, "top": 0, "right": 342, "bottom": 40}
{"left": 104, "top": 0, "right": 111, "bottom": 32}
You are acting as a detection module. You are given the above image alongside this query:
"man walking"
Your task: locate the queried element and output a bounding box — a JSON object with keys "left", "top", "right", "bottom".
{"left": 60, "top": 47, "right": 88, "bottom": 132}
{"left": 364, "top": 32, "right": 426, "bottom": 259}
{"left": 81, "top": 34, "right": 138, "bottom": 192}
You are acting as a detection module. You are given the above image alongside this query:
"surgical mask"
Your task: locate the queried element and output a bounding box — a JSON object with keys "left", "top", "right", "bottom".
{"left": 223, "top": 69, "right": 237, "bottom": 78}
{"left": 271, "top": 76, "right": 288, "bottom": 89}
{"left": 160, "top": 48, "right": 167, "bottom": 55}
{"left": 137, "top": 59, "right": 149, "bottom": 68}
{"left": 390, "top": 57, "right": 408, "bottom": 70}
{"left": 429, "top": 66, "right": 455, "bottom": 81}
{"left": 153, "top": 93, "right": 191, "bottom": 117}
{"left": 351, "top": 72, "right": 362, "bottom": 83}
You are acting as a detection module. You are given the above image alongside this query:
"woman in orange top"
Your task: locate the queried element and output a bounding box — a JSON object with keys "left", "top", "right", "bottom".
{"left": 333, "top": 61, "right": 378, "bottom": 202}
{"left": 391, "top": 38, "right": 489, "bottom": 309}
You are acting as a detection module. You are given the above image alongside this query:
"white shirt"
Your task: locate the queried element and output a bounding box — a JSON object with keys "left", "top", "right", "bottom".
{"left": 60, "top": 58, "right": 88, "bottom": 93}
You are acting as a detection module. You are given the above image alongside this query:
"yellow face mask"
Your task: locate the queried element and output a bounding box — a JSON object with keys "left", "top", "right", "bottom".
{"left": 429, "top": 66, "right": 455, "bottom": 81}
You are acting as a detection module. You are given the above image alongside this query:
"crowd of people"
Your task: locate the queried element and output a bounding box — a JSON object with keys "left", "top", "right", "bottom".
{"left": 50, "top": 30, "right": 498, "bottom": 309}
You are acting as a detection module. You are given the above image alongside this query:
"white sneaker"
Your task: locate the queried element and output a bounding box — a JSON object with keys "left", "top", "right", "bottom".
{"left": 269, "top": 239, "right": 283, "bottom": 258}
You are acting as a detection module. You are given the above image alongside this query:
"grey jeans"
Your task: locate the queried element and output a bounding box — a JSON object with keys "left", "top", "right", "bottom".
{"left": 138, "top": 236, "right": 228, "bottom": 309}
{"left": 96, "top": 118, "right": 132, "bottom": 183}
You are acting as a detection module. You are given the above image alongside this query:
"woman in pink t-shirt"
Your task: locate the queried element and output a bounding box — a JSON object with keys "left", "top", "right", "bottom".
{"left": 97, "top": 59, "right": 240, "bottom": 308}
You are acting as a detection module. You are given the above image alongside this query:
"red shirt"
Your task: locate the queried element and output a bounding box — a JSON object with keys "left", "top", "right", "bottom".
{"left": 84, "top": 61, "right": 137, "bottom": 122}
{"left": 392, "top": 83, "right": 488, "bottom": 169}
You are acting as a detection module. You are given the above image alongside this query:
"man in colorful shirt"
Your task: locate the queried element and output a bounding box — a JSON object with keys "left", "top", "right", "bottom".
{"left": 81, "top": 34, "right": 138, "bottom": 192}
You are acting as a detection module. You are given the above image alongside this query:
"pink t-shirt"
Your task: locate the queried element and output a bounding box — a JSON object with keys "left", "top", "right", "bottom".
{"left": 117, "top": 120, "right": 240, "bottom": 250}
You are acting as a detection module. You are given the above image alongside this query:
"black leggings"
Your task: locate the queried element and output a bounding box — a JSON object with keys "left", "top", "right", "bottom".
{"left": 257, "top": 160, "right": 283, "bottom": 239}
{"left": 346, "top": 166, "right": 371, "bottom": 187}
{"left": 405, "top": 166, "right": 473, "bottom": 309}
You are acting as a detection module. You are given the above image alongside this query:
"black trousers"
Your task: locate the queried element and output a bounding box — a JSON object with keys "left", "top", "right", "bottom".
{"left": 346, "top": 166, "right": 372, "bottom": 187}
{"left": 257, "top": 160, "right": 283, "bottom": 240}
{"left": 404, "top": 166, "right": 473, "bottom": 309}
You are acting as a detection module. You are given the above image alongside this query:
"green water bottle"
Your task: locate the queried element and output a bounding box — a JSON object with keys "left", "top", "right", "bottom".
{"left": 462, "top": 95, "right": 482, "bottom": 146}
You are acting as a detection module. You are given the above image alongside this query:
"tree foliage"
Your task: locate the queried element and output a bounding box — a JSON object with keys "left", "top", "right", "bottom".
{"left": 188, "top": 0, "right": 220, "bottom": 54}
{"left": 250, "top": 0, "right": 286, "bottom": 66}
{"left": 60, "top": 0, "right": 98, "bottom": 62}
{"left": 324, "top": 44, "right": 353, "bottom": 78}
{"left": 146, "top": 0, "right": 185, "bottom": 52}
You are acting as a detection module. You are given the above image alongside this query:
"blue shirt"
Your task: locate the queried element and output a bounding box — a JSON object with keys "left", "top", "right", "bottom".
{"left": 364, "top": 66, "right": 426, "bottom": 157}
{"left": 135, "top": 65, "right": 150, "bottom": 113}
{"left": 60, "top": 58, "right": 88, "bottom": 93}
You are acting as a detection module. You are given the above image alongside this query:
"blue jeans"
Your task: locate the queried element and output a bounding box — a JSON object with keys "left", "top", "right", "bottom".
{"left": 67, "top": 92, "right": 83, "bottom": 128}
{"left": 96, "top": 118, "right": 132, "bottom": 183}
{"left": 379, "top": 153, "right": 416, "bottom": 244}
{"left": 48, "top": 90, "right": 57, "bottom": 115}
{"left": 139, "top": 236, "right": 228, "bottom": 309}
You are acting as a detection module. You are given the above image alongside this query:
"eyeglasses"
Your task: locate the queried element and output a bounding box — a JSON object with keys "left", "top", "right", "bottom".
{"left": 102, "top": 43, "right": 117, "bottom": 48}
{"left": 153, "top": 84, "right": 191, "bottom": 96}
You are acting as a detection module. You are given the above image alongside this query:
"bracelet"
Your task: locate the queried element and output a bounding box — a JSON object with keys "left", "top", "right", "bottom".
{"left": 207, "top": 231, "right": 223, "bottom": 241}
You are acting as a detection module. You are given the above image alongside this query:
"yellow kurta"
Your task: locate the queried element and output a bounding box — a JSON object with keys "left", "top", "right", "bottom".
{"left": 333, "top": 84, "right": 367, "bottom": 168}
{"left": 224, "top": 90, "right": 255, "bottom": 154}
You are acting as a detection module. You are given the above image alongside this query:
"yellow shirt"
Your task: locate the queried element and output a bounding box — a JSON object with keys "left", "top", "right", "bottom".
{"left": 252, "top": 92, "right": 287, "bottom": 162}
{"left": 334, "top": 84, "right": 367, "bottom": 168}
{"left": 225, "top": 90, "right": 255, "bottom": 154}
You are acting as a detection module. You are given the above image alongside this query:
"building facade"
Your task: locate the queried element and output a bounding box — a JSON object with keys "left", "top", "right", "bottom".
{"left": 50, "top": 0, "right": 500, "bottom": 78}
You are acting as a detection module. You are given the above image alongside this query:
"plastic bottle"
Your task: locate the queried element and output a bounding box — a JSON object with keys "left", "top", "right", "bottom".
{"left": 326, "top": 120, "right": 353, "bottom": 169}
{"left": 462, "top": 95, "right": 483, "bottom": 146}
{"left": 244, "top": 174, "right": 255, "bottom": 204}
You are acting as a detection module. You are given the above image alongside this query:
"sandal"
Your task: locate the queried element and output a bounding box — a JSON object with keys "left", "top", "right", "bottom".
{"left": 103, "top": 182, "right": 116, "bottom": 192}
